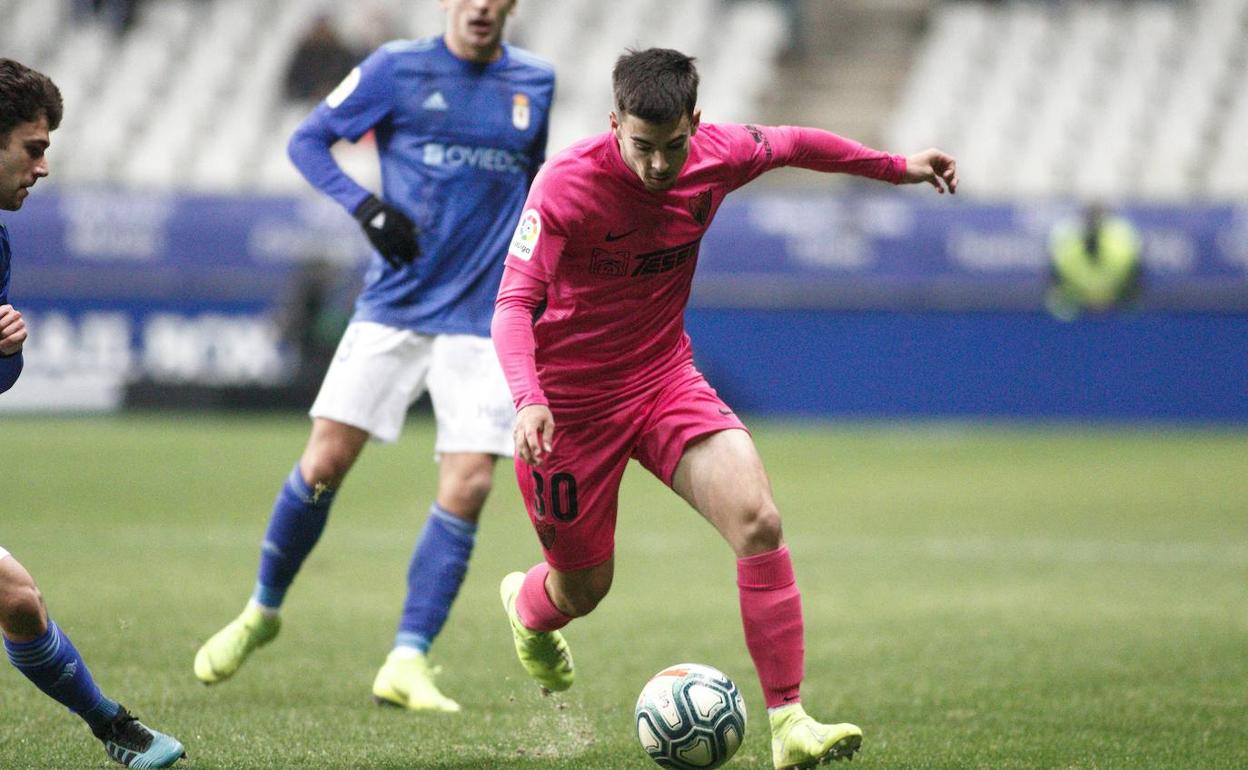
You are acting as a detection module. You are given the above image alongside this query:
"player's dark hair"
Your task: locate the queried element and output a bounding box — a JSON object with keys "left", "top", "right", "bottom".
{"left": 0, "top": 59, "right": 63, "bottom": 147}
{"left": 613, "top": 48, "right": 698, "bottom": 124}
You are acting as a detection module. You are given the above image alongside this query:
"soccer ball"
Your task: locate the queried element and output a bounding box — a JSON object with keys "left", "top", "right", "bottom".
{"left": 635, "top": 663, "right": 747, "bottom": 769}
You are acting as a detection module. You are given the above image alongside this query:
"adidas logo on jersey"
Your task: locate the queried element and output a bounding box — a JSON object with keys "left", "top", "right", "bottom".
{"left": 422, "top": 91, "right": 449, "bottom": 111}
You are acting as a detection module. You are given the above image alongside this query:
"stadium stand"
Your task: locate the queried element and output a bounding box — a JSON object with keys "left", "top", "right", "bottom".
{"left": 0, "top": 0, "right": 789, "bottom": 193}
{"left": 3, "top": 0, "right": 1246, "bottom": 200}
{"left": 887, "top": 0, "right": 1248, "bottom": 201}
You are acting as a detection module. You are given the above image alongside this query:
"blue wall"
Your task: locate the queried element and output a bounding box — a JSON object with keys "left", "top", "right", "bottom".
{"left": 4, "top": 191, "right": 1245, "bottom": 418}
{"left": 687, "top": 309, "right": 1248, "bottom": 421}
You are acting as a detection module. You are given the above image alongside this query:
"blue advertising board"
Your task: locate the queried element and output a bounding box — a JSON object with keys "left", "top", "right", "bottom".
{"left": 1, "top": 190, "right": 1244, "bottom": 418}
{"left": 1, "top": 192, "right": 367, "bottom": 410}
{"left": 695, "top": 195, "right": 1248, "bottom": 310}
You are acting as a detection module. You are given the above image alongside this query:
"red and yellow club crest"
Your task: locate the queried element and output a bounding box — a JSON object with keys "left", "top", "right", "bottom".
{"left": 512, "top": 93, "right": 531, "bottom": 130}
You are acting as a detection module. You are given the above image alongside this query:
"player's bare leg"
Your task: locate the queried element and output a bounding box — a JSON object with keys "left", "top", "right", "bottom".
{"left": 298, "top": 417, "right": 372, "bottom": 490}
{"left": 3, "top": 555, "right": 185, "bottom": 767}
{"left": 194, "top": 418, "right": 367, "bottom": 685}
{"left": 672, "top": 429, "right": 862, "bottom": 767}
{"left": 0, "top": 553, "right": 46, "bottom": 642}
{"left": 372, "top": 452, "right": 494, "bottom": 713}
{"left": 542, "top": 558, "right": 613, "bottom": 618}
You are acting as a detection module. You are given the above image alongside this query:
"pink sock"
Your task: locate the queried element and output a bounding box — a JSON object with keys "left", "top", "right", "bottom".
{"left": 738, "top": 546, "right": 804, "bottom": 708}
{"left": 515, "top": 562, "right": 572, "bottom": 632}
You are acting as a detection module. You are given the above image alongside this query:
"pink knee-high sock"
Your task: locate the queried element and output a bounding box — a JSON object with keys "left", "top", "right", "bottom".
{"left": 515, "top": 562, "right": 572, "bottom": 632}
{"left": 738, "top": 546, "right": 804, "bottom": 708}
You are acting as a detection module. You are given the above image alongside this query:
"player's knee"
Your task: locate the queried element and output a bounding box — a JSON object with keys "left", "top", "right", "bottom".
{"left": 735, "top": 502, "right": 783, "bottom": 556}
{"left": 462, "top": 469, "right": 494, "bottom": 508}
{"left": 440, "top": 469, "right": 493, "bottom": 518}
{"left": 301, "top": 421, "right": 367, "bottom": 487}
{"left": 0, "top": 583, "right": 45, "bottom": 638}
{"left": 299, "top": 449, "right": 354, "bottom": 489}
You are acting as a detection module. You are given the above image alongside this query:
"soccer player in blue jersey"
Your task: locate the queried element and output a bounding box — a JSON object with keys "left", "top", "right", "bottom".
{"left": 194, "top": 0, "right": 555, "bottom": 712}
{"left": 0, "top": 57, "right": 185, "bottom": 769}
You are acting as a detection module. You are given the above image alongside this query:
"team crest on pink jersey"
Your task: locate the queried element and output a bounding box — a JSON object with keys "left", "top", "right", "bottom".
{"left": 537, "top": 522, "right": 557, "bottom": 549}
{"left": 591, "top": 248, "right": 629, "bottom": 277}
{"left": 688, "top": 189, "right": 712, "bottom": 225}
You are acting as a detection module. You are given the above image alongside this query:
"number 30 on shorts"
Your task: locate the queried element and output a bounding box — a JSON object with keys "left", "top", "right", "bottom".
{"left": 530, "top": 470, "right": 579, "bottom": 521}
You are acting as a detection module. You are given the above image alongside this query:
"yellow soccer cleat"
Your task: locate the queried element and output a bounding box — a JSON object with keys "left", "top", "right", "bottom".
{"left": 499, "top": 571, "right": 574, "bottom": 693}
{"left": 193, "top": 603, "right": 280, "bottom": 685}
{"left": 371, "top": 649, "right": 461, "bottom": 713}
{"left": 769, "top": 704, "right": 863, "bottom": 769}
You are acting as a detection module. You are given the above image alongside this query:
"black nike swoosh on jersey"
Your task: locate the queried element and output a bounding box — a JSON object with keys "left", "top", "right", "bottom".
{"left": 605, "top": 228, "right": 639, "bottom": 242}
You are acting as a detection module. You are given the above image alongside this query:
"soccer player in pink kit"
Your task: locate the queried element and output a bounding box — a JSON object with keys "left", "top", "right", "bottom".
{"left": 493, "top": 48, "right": 957, "bottom": 769}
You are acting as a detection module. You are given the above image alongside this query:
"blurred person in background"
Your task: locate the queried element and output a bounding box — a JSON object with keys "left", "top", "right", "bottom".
{"left": 492, "top": 47, "right": 956, "bottom": 770}
{"left": 75, "top": 0, "right": 145, "bottom": 36}
{"left": 283, "top": 14, "right": 363, "bottom": 104}
{"left": 725, "top": 0, "right": 804, "bottom": 61}
{"left": 344, "top": 2, "right": 403, "bottom": 56}
{"left": 277, "top": 257, "right": 355, "bottom": 404}
{"left": 1046, "top": 202, "right": 1142, "bottom": 321}
{"left": 0, "top": 57, "right": 185, "bottom": 770}
{"left": 193, "top": 0, "right": 555, "bottom": 714}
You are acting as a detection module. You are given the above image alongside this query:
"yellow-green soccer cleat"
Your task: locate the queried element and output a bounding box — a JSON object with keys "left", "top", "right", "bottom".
{"left": 769, "top": 704, "right": 863, "bottom": 769}
{"left": 371, "top": 649, "right": 461, "bottom": 713}
{"left": 499, "top": 571, "right": 574, "bottom": 693}
{"left": 193, "top": 604, "right": 280, "bottom": 685}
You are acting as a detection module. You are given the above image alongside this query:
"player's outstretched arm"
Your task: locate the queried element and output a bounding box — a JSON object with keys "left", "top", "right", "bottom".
{"left": 900, "top": 148, "right": 958, "bottom": 194}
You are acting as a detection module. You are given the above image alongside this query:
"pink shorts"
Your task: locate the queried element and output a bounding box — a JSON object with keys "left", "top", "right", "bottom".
{"left": 515, "top": 365, "right": 747, "bottom": 572}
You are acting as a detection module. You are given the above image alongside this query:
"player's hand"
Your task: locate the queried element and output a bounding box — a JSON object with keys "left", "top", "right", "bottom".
{"left": 902, "top": 148, "right": 958, "bottom": 194}
{"left": 514, "top": 403, "right": 555, "bottom": 467}
{"left": 354, "top": 194, "right": 419, "bottom": 268}
{"left": 0, "top": 304, "right": 27, "bottom": 356}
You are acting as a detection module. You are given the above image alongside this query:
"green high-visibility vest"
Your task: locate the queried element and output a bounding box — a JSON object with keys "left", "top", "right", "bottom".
{"left": 1049, "top": 217, "right": 1141, "bottom": 308}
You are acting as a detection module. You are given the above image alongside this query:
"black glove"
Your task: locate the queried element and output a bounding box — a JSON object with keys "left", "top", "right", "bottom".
{"left": 353, "top": 194, "right": 419, "bottom": 268}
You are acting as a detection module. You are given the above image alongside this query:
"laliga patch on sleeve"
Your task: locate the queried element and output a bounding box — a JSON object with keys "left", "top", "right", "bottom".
{"left": 509, "top": 208, "right": 541, "bottom": 261}
{"left": 326, "top": 67, "right": 362, "bottom": 109}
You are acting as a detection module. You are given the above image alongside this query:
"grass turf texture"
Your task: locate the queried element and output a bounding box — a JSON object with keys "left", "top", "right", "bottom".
{"left": 0, "top": 414, "right": 1244, "bottom": 769}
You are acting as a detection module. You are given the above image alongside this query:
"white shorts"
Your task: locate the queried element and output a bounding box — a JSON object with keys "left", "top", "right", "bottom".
{"left": 310, "top": 322, "right": 515, "bottom": 453}
{"left": 0, "top": 546, "right": 9, "bottom": 561}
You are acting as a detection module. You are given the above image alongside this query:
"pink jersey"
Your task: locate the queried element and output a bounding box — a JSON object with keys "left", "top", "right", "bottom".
{"left": 494, "top": 122, "right": 906, "bottom": 418}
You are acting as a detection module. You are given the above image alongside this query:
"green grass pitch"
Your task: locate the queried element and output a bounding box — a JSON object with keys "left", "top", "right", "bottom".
{"left": 1, "top": 414, "right": 1244, "bottom": 769}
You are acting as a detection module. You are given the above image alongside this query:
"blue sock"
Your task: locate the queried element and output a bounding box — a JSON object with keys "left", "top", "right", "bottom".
{"left": 395, "top": 503, "right": 477, "bottom": 653}
{"left": 5, "top": 620, "right": 120, "bottom": 733}
{"left": 254, "top": 464, "right": 336, "bottom": 609}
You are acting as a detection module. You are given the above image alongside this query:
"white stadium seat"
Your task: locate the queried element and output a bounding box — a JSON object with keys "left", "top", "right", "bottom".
{"left": 886, "top": 0, "right": 1248, "bottom": 200}
{"left": 4, "top": 0, "right": 1245, "bottom": 199}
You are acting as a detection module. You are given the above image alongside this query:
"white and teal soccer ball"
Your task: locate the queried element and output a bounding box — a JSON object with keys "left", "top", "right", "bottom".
{"left": 635, "top": 663, "right": 747, "bottom": 770}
